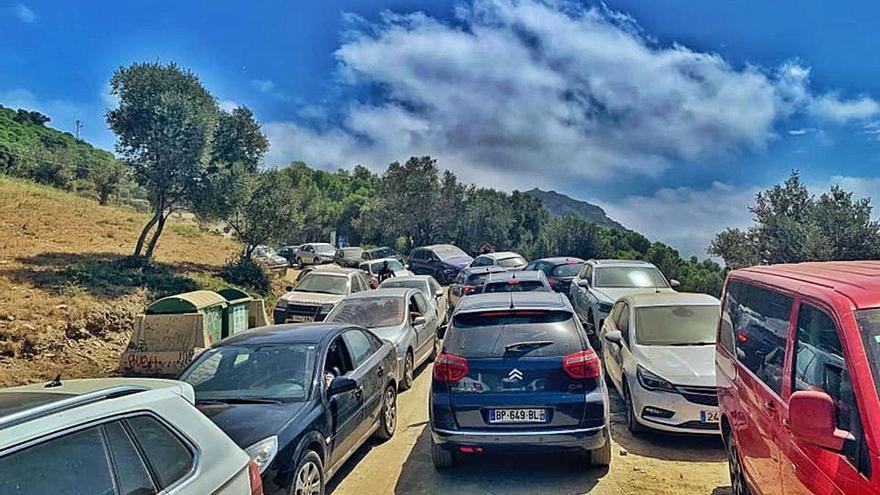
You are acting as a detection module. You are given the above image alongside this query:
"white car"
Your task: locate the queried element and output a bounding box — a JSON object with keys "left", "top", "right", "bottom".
{"left": 600, "top": 292, "right": 721, "bottom": 435}
{"left": 378, "top": 274, "right": 448, "bottom": 324}
{"left": 469, "top": 251, "right": 528, "bottom": 270}
{"left": 0, "top": 377, "right": 261, "bottom": 494}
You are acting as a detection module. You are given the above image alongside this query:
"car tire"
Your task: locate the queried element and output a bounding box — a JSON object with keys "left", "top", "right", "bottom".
{"left": 296, "top": 257, "right": 304, "bottom": 268}
{"left": 291, "top": 450, "right": 324, "bottom": 495}
{"left": 624, "top": 381, "right": 646, "bottom": 435}
{"left": 400, "top": 351, "right": 414, "bottom": 391}
{"left": 431, "top": 441, "right": 454, "bottom": 469}
{"left": 374, "top": 384, "right": 397, "bottom": 441}
{"left": 587, "top": 432, "right": 612, "bottom": 466}
{"left": 726, "top": 429, "right": 751, "bottom": 495}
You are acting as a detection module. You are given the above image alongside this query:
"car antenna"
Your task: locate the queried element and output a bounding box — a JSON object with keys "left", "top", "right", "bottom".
{"left": 45, "top": 374, "right": 62, "bottom": 388}
{"left": 509, "top": 291, "right": 515, "bottom": 310}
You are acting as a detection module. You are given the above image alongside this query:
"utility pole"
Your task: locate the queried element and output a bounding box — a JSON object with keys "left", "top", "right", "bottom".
{"left": 75, "top": 120, "right": 82, "bottom": 140}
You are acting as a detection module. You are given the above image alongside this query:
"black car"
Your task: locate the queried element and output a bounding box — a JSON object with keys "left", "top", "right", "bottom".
{"left": 430, "top": 292, "right": 611, "bottom": 468}
{"left": 408, "top": 244, "right": 474, "bottom": 284}
{"left": 179, "top": 323, "right": 399, "bottom": 495}
{"left": 362, "top": 246, "right": 403, "bottom": 262}
{"left": 334, "top": 247, "right": 364, "bottom": 268}
{"left": 447, "top": 266, "right": 508, "bottom": 311}
{"left": 278, "top": 245, "right": 302, "bottom": 266}
{"left": 524, "top": 257, "right": 586, "bottom": 294}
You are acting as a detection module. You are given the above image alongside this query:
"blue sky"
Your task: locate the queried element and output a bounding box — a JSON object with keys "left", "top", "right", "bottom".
{"left": 4, "top": 0, "right": 880, "bottom": 257}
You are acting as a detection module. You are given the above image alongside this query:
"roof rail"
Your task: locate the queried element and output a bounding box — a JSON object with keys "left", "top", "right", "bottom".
{"left": 0, "top": 385, "right": 148, "bottom": 431}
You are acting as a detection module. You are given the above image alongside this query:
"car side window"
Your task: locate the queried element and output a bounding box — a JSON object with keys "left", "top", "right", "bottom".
{"left": 429, "top": 278, "right": 442, "bottom": 294}
{"left": 617, "top": 303, "right": 630, "bottom": 344}
{"left": 0, "top": 426, "right": 115, "bottom": 495}
{"left": 350, "top": 276, "right": 362, "bottom": 293}
{"left": 410, "top": 250, "right": 423, "bottom": 261}
{"left": 127, "top": 416, "right": 194, "bottom": 490}
{"left": 325, "top": 336, "right": 355, "bottom": 379}
{"left": 343, "top": 329, "right": 374, "bottom": 368}
{"left": 104, "top": 421, "right": 157, "bottom": 495}
{"left": 413, "top": 292, "right": 430, "bottom": 315}
{"left": 728, "top": 281, "right": 792, "bottom": 396}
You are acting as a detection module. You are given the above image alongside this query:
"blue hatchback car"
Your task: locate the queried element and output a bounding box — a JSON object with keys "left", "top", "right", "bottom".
{"left": 430, "top": 292, "right": 611, "bottom": 468}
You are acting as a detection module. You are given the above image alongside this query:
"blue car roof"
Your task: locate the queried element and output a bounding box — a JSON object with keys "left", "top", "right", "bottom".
{"left": 217, "top": 323, "right": 351, "bottom": 346}
{"left": 455, "top": 291, "right": 571, "bottom": 313}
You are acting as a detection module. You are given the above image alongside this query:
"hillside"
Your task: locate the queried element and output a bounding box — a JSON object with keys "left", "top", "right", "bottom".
{"left": 0, "top": 176, "right": 240, "bottom": 386}
{"left": 524, "top": 188, "right": 625, "bottom": 229}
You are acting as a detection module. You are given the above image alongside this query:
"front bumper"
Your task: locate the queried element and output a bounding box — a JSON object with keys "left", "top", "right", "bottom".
{"left": 630, "top": 380, "right": 720, "bottom": 435}
{"left": 432, "top": 425, "right": 608, "bottom": 451}
{"left": 272, "top": 306, "right": 329, "bottom": 324}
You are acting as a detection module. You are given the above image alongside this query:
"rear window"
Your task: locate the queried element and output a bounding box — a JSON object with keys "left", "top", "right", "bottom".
{"left": 483, "top": 280, "right": 547, "bottom": 293}
{"left": 465, "top": 272, "right": 494, "bottom": 285}
{"left": 496, "top": 256, "right": 526, "bottom": 268}
{"left": 446, "top": 311, "right": 583, "bottom": 358}
{"left": 551, "top": 262, "right": 583, "bottom": 278}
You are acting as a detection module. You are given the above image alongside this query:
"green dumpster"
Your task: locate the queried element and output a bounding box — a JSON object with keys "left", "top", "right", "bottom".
{"left": 218, "top": 288, "right": 253, "bottom": 337}
{"left": 145, "top": 290, "right": 227, "bottom": 345}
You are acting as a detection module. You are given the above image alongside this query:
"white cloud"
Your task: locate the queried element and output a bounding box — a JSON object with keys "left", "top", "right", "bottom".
{"left": 263, "top": 0, "right": 870, "bottom": 185}
{"left": 218, "top": 99, "right": 240, "bottom": 112}
{"left": 15, "top": 3, "right": 36, "bottom": 23}
{"left": 250, "top": 79, "right": 275, "bottom": 93}
{"left": 597, "top": 182, "right": 760, "bottom": 258}
{"left": 788, "top": 127, "right": 815, "bottom": 136}
{"left": 809, "top": 93, "right": 880, "bottom": 123}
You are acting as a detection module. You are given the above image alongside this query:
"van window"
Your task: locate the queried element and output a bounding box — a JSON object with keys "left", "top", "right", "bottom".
{"left": 727, "top": 281, "right": 792, "bottom": 395}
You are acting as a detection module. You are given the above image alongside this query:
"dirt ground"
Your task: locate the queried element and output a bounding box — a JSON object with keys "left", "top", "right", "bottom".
{"left": 0, "top": 177, "right": 238, "bottom": 387}
{"left": 328, "top": 362, "right": 731, "bottom": 495}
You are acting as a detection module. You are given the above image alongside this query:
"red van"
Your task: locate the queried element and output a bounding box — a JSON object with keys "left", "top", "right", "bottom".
{"left": 716, "top": 262, "right": 880, "bottom": 495}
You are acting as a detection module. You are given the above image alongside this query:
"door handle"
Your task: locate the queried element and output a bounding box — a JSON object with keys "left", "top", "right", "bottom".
{"left": 355, "top": 386, "right": 364, "bottom": 400}
{"left": 377, "top": 366, "right": 384, "bottom": 378}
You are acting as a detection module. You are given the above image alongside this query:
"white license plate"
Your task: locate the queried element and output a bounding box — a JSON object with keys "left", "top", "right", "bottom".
{"left": 287, "top": 315, "right": 314, "bottom": 323}
{"left": 488, "top": 408, "right": 547, "bottom": 424}
{"left": 700, "top": 411, "right": 720, "bottom": 423}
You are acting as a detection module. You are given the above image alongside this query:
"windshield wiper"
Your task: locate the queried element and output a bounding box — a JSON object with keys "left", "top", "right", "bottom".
{"left": 504, "top": 341, "right": 554, "bottom": 353}
{"left": 197, "top": 397, "right": 284, "bottom": 405}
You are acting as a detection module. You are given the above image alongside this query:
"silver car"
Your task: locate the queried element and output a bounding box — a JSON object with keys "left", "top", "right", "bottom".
{"left": 378, "top": 275, "right": 448, "bottom": 325}
{"left": 296, "top": 242, "right": 337, "bottom": 266}
{"left": 325, "top": 288, "right": 438, "bottom": 391}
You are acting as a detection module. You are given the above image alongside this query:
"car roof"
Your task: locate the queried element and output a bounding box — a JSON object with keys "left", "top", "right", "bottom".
{"left": 461, "top": 265, "right": 509, "bottom": 276}
{"left": 484, "top": 270, "right": 545, "bottom": 283}
{"left": 534, "top": 256, "right": 585, "bottom": 265}
{"left": 624, "top": 292, "right": 720, "bottom": 307}
{"left": 364, "top": 257, "right": 400, "bottom": 264}
{"left": 731, "top": 261, "right": 880, "bottom": 310}
{"left": 381, "top": 274, "right": 431, "bottom": 282}
{"left": 587, "top": 259, "right": 655, "bottom": 267}
{"left": 456, "top": 291, "right": 571, "bottom": 313}
{"left": 478, "top": 251, "right": 522, "bottom": 260}
{"left": 343, "top": 287, "right": 414, "bottom": 299}
{"left": 218, "top": 323, "right": 351, "bottom": 346}
{"left": 418, "top": 244, "right": 458, "bottom": 250}
{"left": 302, "top": 267, "right": 357, "bottom": 277}
{"left": 365, "top": 246, "right": 391, "bottom": 252}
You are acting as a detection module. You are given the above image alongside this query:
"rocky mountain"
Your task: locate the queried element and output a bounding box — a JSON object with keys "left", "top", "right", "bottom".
{"left": 524, "top": 188, "right": 625, "bottom": 229}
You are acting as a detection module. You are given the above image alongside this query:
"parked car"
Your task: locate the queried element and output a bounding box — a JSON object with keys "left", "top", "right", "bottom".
{"left": 334, "top": 247, "right": 364, "bottom": 268}
{"left": 326, "top": 288, "right": 439, "bottom": 390}
{"left": 180, "top": 323, "right": 398, "bottom": 495}
{"left": 379, "top": 275, "right": 448, "bottom": 325}
{"left": 408, "top": 244, "right": 473, "bottom": 284}
{"left": 717, "top": 261, "right": 880, "bottom": 495}
{"left": 362, "top": 246, "right": 403, "bottom": 262}
{"left": 0, "top": 378, "right": 261, "bottom": 495}
{"left": 469, "top": 251, "right": 528, "bottom": 270}
{"left": 525, "top": 257, "right": 585, "bottom": 294}
{"left": 430, "top": 291, "right": 611, "bottom": 468}
{"left": 296, "top": 242, "right": 337, "bottom": 266}
{"left": 480, "top": 270, "right": 552, "bottom": 293}
{"left": 570, "top": 259, "right": 678, "bottom": 348}
{"left": 253, "top": 245, "right": 290, "bottom": 271}
{"left": 274, "top": 268, "right": 371, "bottom": 324}
{"left": 447, "top": 266, "right": 508, "bottom": 312}
{"left": 359, "top": 258, "right": 413, "bottom": 288}
{"left": 278, "top": 245, "right": 302, "bottom": 266}
{"left": 601, "top": 292, "right": 721, "bottom": 435}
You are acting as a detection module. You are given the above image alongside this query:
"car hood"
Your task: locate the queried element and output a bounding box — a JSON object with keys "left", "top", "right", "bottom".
{"left": 635, "top": 345, "right": 716, "bottom": 386}
{"left": 442, "top": 256, "right": 473, "bottom": 269}
{"left": 195, "top": 402, "right": 306, "bottom": 449}
{"left": 280, "top": 291, "right": 345, "bottom": 305}
{"left": 592, "top": 287, "right": 675, "bottom": 304}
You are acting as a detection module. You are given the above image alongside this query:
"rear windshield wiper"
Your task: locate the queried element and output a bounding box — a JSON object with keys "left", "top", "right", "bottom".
{"left": 197, "top": 397, "right": 284, "bottom": 405}
{"left": 504, "top": 341, "right": 554, "bottom": 353}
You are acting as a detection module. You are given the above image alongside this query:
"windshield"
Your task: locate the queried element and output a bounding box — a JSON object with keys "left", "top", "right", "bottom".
{"left": 294, "top": 273, "right": 348, "bottom": 295}
{"left": 634, "top": 305, "right": 719, "bottom": 346}
{"left": 855, "top": 309, "right": 880, "bottom": 398}
{"left": 254, "top": 246, "right": 276, "bottom": 256}
{"left": 484, "top": 280, "right": 547, "bottom": 293}
{"left": 326, "top": 297, "right": 405, "bottom": 328}
{"left": 314, "top": 243, "right": 335, "bottom": 254}
{"left": 342, "top": 247, "right": 363, "bottom": 256}
{"left": 552, "top": 262, "right": 583, "bottom": 278}
{"left": 497, "top": 255, "right": 527, "bottom": 268}
{"left": 369, "top": 247, "right": 394, "bottom": 258}
{"left": 180, "top": 344, "right": 316, "bottom": 401}
{"left": 370, "top": 260, "right": 405, "bottom": 272}
{"left": 380, "top": 279, "right": 429, "bottom": 296}
{"left": 434, "top": 245, "right": 468, "bottom": 260}
{"left": 595, "top": 266, "right": 669, "bottom": 288}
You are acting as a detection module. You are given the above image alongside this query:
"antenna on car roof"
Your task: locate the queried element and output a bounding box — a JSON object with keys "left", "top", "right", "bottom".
{"left": 509, "top": 291, "right": 515, "bottom": 310}
{"left": 44, "top": 374, "right": 62, "bottom": 388}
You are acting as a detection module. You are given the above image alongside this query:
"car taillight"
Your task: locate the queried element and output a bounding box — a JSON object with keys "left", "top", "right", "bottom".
{"left": 547, "top": 277, "right": 557, "bottom": 287}
{"left": 563, "top": 349, "right": 600, "bottom": 379}
{"left": 433, "top": 353, "right": 469, "bottom": 382}
{"left": 248, "top": 461, "right": 264, "bottom": 495}
{"left": 462, "top": 285, "right": 476, "bottom": 294}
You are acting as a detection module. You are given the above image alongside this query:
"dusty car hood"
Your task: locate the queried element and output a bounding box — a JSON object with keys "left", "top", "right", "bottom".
{"left": 635, "top": 345, "right": 716, "bottom": 386}
{"left": 593, "top": 287, "right": 675, "bottom": 304}
{"left": 280, "top": 291, "right": 345, "bottom": 305}
{"left": 442, "top": 256, "right": 473, "bottom": 269}
{"left": 196, "top": 401, "right": 306, "bottom": 449}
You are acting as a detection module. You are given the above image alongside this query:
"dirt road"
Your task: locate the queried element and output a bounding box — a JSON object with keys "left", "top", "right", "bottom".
{"left": 328, "top": 361, "right": 731, "bottom": 495}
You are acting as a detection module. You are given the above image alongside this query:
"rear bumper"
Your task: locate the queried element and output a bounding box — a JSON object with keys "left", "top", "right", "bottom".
{"left": 431, "top": 424, "right": 608, "bottom": 451}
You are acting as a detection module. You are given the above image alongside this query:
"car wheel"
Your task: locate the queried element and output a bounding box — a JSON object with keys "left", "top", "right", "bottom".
{"left": 587, "top": 430, "right": 612, "bottom": 466}
{"left": 726, "top": 429, "right": 751, "bottom": 495}
{"left": 431, "top": 441, "right": 454, "bottom": 469}
{"left": 400, "top": 351, "right": 414, "bottom": 391}
{"left": 374, "top": 384, "right": 397, "bottom": 440}
{"left": 624, "top": 382, "right": 646, "bottom": 435}
{"left": 296, "top": 257, "right": 304, "bottom": 268}
{"left": 292, "top": 450, "right": 324, "bottom": 495}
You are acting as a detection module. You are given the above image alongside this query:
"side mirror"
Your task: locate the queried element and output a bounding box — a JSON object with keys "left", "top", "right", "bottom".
{"left": 285, "top": 285, "right": 294, "bottom": 292}
{"left": 670, "top": 279, "right": 681, "bottom": 288}
{"left": 413, "top": 316, "right": 427, "bottom": 327}
{"left": 788, "top": 390, "right": 852, "bottom": 453}
{"left": 605, "top": 330, "right": 623, "bottom": 345}
{"left": 435, "top": 289, "right": 444, "bottom": 297}
{"left": 327, "top": 376, "right": 357, "bottom": 396}
{"left": 405, "top": 264, "right": 411, "bottom": 270}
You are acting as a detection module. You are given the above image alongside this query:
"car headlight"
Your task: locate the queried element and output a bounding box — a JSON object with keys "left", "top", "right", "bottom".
{"left": 275, "top": 300, "right": 288, "bottom": 310}
{"left": 636, "top": 365, "right": 676, "bottom": 393}
{"left": 318, "top": 303, "right": 335, "bottom": 315}
{"left": 245, "top": 436, "right": 278, "bottom": 474}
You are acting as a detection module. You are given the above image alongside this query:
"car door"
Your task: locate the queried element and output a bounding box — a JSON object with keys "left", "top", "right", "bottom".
{"left": 342, "top": 329, "right": 385, "bottom": 442}
{"left": 782, "top": 301, "right": 868, "bottom": 495}
{"left": 409, "top": 249, "right": 424, "bottom": 275}
{"left": 412, "top": 292, "right": 437, "bottom": 363}
{"left": 324, "top": 335, "right": 362, "bottom": 467}
{"left": 429, "top": 277, "right": 448, "bottom": 318}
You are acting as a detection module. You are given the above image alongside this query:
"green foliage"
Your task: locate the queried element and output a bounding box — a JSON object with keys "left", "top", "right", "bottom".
{"left": 710, "top": 171, "right": 880, "bottom": 268}
{"left": 219, "top": 256, "right": 273, "bottom": 294}
{"left": 226, "top": 169, "right": 304, "bottom": 257}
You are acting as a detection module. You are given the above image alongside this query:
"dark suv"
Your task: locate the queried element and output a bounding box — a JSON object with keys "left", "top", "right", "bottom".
{"left": 409, "top": 244, "right": 473, "bottom": 284}
{"left": 430, "top": 292, "right": 611, "bottom": 468}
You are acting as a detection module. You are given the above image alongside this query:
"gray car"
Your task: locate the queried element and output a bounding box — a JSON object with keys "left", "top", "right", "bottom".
{"left": 296, "top": 242, "right": 337, "bottom": 266}
{"left": 326, "top": 288, "right": 439, "bottom": 391}
{"left": 379, "top": 275, "right": 448, "bottom": 325}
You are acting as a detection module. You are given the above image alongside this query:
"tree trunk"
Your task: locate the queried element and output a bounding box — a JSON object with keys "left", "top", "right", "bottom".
{"left": 143, "top": 210, "right": 170, "bottom": 261}
{"left": 133, "top": 212, "right": 160, "bottom": 258}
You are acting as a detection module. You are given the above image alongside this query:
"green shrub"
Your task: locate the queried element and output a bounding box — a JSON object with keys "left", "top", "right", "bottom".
{"left": 219, "top": 257, "right": 273, "bottom": 294}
